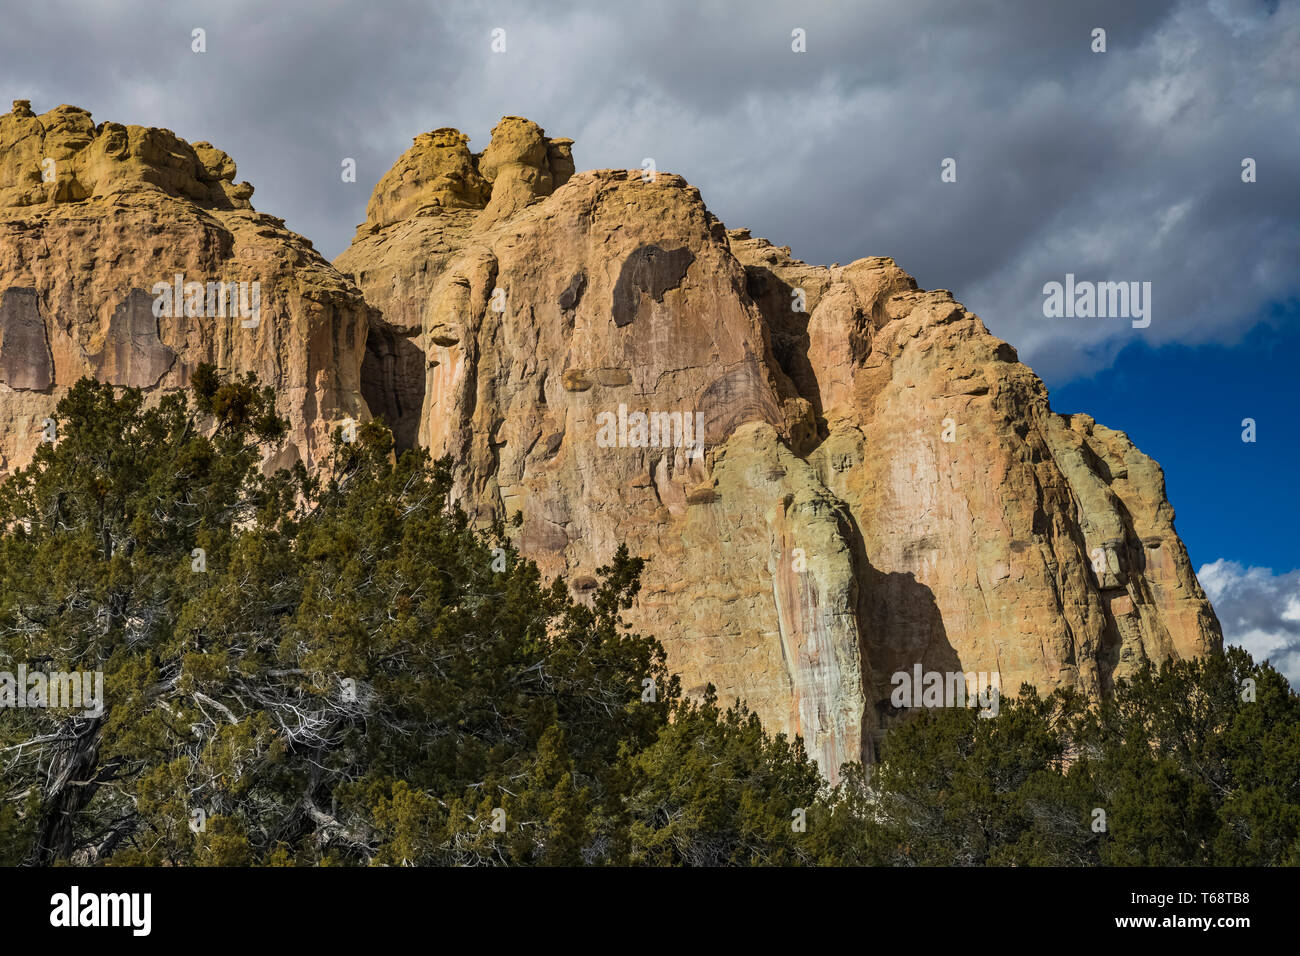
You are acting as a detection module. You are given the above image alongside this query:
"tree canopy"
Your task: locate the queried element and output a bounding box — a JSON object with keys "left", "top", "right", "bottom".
{"left": 0, "top": 372, "right": 1296, "bottom": 866}
{"left": 0, "top": 372, "right": 822, "bottom": 865}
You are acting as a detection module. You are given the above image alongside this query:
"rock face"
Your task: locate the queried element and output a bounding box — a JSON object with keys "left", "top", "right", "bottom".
{"left": 738, "top": 240, "right": 1221, "bottom": 731}
{"left": 0, "top": 101, "right": 369, "bottom": 474}
{"left": 336, "top": 118, "right": 1223, "bottom": 778}
{"left": 0, "top": 104, "right": 1222, "bottom": 779}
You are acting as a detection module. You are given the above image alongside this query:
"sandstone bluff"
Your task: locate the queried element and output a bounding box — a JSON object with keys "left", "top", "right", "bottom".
{"left": 0, "top": 102, "right": 1222, "bottom": 778}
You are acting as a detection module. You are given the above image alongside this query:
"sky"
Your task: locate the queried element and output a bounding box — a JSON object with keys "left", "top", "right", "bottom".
{"left": 1, "top": 0, "right": 1296, "bottom": 680}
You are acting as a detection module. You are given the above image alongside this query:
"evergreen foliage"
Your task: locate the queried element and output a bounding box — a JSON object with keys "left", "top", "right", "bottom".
{"left": 1, "top": 373, "right": 1296, "bottom": 866}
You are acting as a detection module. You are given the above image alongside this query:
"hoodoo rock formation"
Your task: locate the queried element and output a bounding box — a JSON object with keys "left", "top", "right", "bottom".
{"left": 0, "top": 105, "right": 1223, "bottom": 778}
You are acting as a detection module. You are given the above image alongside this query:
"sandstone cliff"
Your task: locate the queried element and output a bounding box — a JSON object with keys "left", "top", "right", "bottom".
{"left": 0, "top": 104, "right": 1222, "bottom": 779}
{"left": 336, "top": 117, "right": 1223, "bottom": 777}
{"left": 0, "top": 100, "right": 369, "bottom": 474}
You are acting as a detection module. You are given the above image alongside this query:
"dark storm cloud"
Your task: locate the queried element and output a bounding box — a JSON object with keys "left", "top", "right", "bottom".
{"left": 1, "top": 0, "right": 1295, "bottom": 382}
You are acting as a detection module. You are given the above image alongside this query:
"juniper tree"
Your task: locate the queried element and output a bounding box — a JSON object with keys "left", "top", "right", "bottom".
{"left": 828, "top": 647, "right": 1300, "bottom": 866}
{"left": 0, "top": 370, "right": 831, "bottom": 866}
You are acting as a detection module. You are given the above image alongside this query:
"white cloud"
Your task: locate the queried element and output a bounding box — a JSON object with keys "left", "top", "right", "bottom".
{"left": 1199, "top": 559, "right": 1300, "bottom": 688}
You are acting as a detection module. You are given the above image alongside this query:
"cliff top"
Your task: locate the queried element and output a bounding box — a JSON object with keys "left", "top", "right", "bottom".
{"left": 0, "top": 100, "right": 254, "bottom": 211}
{"left": 355, "top": 114, "right": 576, "bottom": 239}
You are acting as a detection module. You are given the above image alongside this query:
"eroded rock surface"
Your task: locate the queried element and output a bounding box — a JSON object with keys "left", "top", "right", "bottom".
{"left": 0, "top": 104, "right": 1221, "bottom": 779}
{"left": 734, "top": 238, "right": 1221, "bottom": 737}
{"left": 0, "top": 100, "right": 370, "bottom": 474}
{"left": 337, "top": 118, "right": 1223, "bottom": 777}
